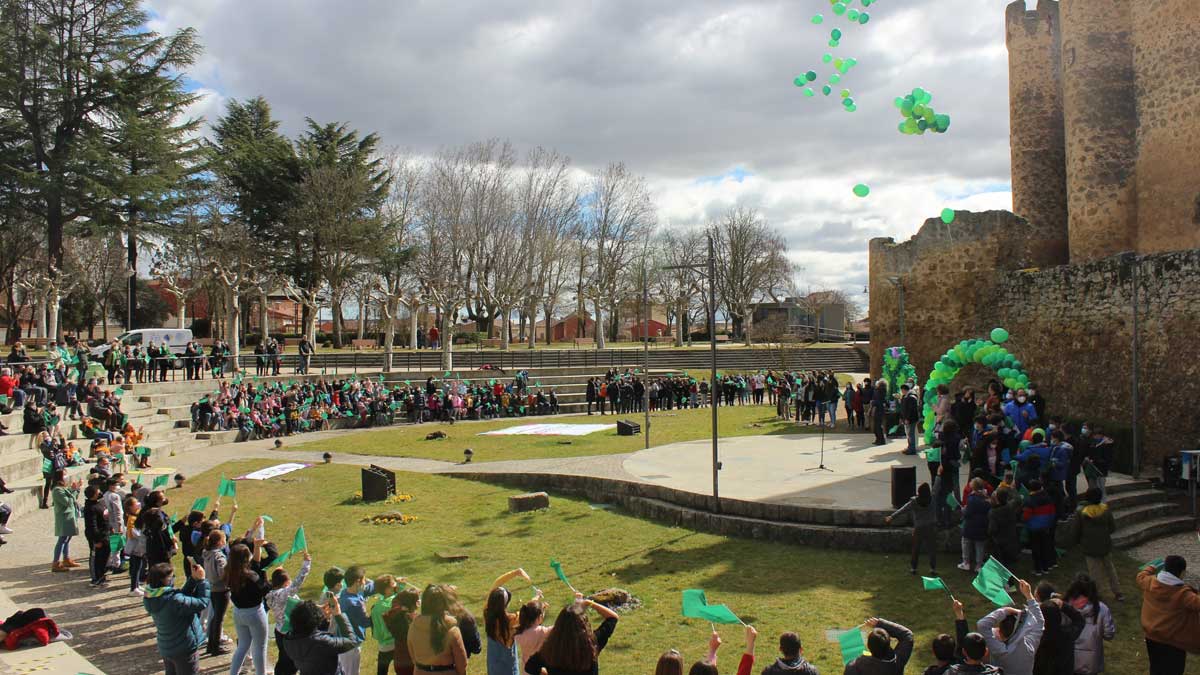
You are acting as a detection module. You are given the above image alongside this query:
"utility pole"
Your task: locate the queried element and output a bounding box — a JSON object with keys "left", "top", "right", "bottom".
{"left": 708, "top": 233, "right": 719, "bottom": 508}
{"left": 642, "top": 265, "right": 650, "bottom": 450}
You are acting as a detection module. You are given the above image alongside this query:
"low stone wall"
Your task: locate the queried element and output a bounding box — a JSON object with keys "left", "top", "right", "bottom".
{"left": 445, "top": 470, "right": 961, "bottom": 553}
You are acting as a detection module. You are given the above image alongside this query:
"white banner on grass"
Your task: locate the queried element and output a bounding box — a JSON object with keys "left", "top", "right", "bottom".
{"left": 479, "top": 423, "right": 616, "bottom": 437}
{"left": 238, "top": 463, "right": 311, "bottom": 480}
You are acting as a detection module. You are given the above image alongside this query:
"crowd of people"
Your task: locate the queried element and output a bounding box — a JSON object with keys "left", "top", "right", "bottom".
{"left": 190, "top": 371, "right": 562, "bottom": 440}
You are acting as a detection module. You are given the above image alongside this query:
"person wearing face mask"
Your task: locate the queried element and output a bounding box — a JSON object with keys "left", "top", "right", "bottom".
{"left": 1002, "top": 389, "right": 1037, "bottom": 437}
{"left": 144, "top": 560, "right": 211, "bottom": 675}
{"left": 1025, "top": 385, "right": 1045, "bottom": 423}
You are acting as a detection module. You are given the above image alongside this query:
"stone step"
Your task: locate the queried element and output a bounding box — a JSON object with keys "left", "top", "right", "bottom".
{"left": 1107, "top": 479, "right": 1153, "bottom": 495}
{"left": 1106, "top": 489, "right": 1169, "bottom": 510}
{"left": 1113, "top": 515, "right": 1198, "bottom": 549}
{"left": 1112, "top": 502, "right": 1180, "bottom": 529}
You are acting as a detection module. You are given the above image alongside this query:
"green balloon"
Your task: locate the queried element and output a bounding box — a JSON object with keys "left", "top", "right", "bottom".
{"left": 847, "top": 9, "right": 859, "bottom": 21}
{"left": 912, "top": 87, "right": 927, "bottom": 102}
{"left": 830, "top": 73, "right": 842, "bottom": 84}
{"left": 811, "top": 13, "right": 824, "bottom": 24}
{"left": 941, "top": 208, "right": 955, "bottom": 224}
{"left": 859, "top": 11, "right": 870, "bottom": 24}
{"left": 806, "top": 70, "right": 817, "bottom": 81}
{"left": 829, "top": 39, "right": 840, "bottom": 47}
{"left": 822, "top": 85, "right": 832, "bottom": 96}
{"left": 990, "top": 327, "right": 1009, "bottom": 344}
{"left": 831, "top": 28, "right": 842, "bottom": 40}
{"left": 846, "top": 103, "right": 857, "bottom": 112}
{"left": 840, "top": 88, "right": 851, "bottom": 98}
{"left": 852, "top": 183, "right": 870, "bottom": 198}
{"left": 793, "top": 77, "right": 805, "bottom": 87}
{"left": 803, "top": 87, "right": 815, "bottom": 98}
{"left": 822, "top": 53, "right": 834, "bottom": 63}
{"left": 842, "top": 97, "right": 855, "bottom": 108}
{"left": 893, "top": 97, "right": 904, "bottom": 108}
{"left": 832, "top": 2, "right": 846, "bottom": 15}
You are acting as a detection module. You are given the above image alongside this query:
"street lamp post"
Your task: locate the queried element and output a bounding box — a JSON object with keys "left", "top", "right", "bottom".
{"left": 641, "top": 266, "right": 650, "bottom": 450}
{"left": 663, "top": 233, "right": 721, "bottom": 510}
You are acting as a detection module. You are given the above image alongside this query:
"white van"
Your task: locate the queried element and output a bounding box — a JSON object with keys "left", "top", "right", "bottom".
{"left": 91, "top": 328, "right": 193, "bottom": 358}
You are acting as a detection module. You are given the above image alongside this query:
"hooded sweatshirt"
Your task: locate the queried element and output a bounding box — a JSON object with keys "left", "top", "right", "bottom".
{"left": 282, "top": 612, "right": 360, "bottom": 675}
{"left": 1136, "top": 568, "right": 1200, "bottom": 653}
{"left": 761, "top": 655, "right": 819, "bottom": 675}
{"left": 1072, "top": 503, "right": 1115, "bottom": 558}
{"left": 1071, "top": 600, "right": 1115, "bottom": 675}
{"left": 978, "top": 600, "right": 1045, "bottom": 675}
{"left": 202, "top": 547, "right": 229, "bottom": 593}
{"left": 143, "top": 577, "right": 211, "bottom": 657}
{"left": 844, "top": 619, "right": 914, "bottom": 675}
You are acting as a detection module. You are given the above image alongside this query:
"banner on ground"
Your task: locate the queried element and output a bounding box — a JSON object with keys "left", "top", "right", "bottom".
{"left": 480, "top": 423, "right": 616, "bottom": 437}
{"left": 237, "top": 463, "right": 311, "bottom": 481}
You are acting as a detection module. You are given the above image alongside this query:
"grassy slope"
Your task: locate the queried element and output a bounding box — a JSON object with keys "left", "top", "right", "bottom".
{"left": 290, "top": 405, "right": 821, "bottom": 463}
{"left": 173, "top": 460, "right": 1177, "bottom": 675}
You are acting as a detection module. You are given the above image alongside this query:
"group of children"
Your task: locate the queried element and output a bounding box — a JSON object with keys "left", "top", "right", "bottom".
{"left": 189, "top": 373, "right": 563, "bottom": 439}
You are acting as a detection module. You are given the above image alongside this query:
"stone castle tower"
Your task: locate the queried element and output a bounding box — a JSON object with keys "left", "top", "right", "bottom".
{"left": 1005, "top": 0, "right": 1200, "bottom": 262}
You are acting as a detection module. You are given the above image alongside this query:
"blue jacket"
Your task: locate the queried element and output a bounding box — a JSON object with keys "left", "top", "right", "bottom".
{"left": 143, "top": 578, "right": 211, "bottom": 657}
{"left": 1021, "top": 491, "right": 1057, "bottom": 532}
{"left": 1047, "top": 442, "right": 1072, "bottom": 482}
{"left": 337, "top": 579, "right": 376, "bottom": 642}
{"left": 1015, "top": 443, "right": 1051, "bottom": 473}
{"left": 1003, "top": 401, "right": 1037, "bottom": 434}
{"left": 962, "top": 492, "right": 991, "bottom": 541}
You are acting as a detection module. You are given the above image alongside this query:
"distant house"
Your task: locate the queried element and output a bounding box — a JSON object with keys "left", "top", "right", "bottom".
{"left": 751, "top": 293, "right": 848, "bottom": 339}
{"left": 622, "top": 319, "right": 668, "bottom": 340}
{"left": 551, "top": 312, "right": 595, "bottom": 341}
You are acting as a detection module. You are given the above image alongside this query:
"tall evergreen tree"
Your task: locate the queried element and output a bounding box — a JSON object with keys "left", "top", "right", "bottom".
{"left": 0, "top": 0, "right": 201, "bottom": 336}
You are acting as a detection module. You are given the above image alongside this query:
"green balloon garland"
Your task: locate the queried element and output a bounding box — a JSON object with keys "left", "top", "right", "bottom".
{"left": 920, "top": 328, "right": 1030, "bottom": 444}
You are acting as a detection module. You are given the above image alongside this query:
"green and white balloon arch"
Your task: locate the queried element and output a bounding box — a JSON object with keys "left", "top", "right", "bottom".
{"left": 921, "top": 327, "right": 1031, "bottom": 444}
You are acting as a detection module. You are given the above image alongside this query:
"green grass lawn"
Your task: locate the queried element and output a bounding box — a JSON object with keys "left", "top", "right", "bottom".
{"left": 170, "top": 460, "right": 1176, "bottom": 675}
{"left": 289, "top": 405, "right": 826, "bottom": 463}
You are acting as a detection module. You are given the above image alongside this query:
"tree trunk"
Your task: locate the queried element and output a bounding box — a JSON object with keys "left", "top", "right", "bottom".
{"left": 226, "top": 287, "right": 241, "bottom": 370}
{"left": 258, "top": 292, "right": 269, "bottom": 340}
{"left": 126, "top": 231, "right": 138, "bottom": 331}
{"left": 47, "top": 291, "right": 60, "bottom": 341}
{"left": 543, "top": 302, "right": 555, "bottom": 346}
{"left": 675, "top": 298, "right": 685, "bottom": 347}
{"left": 440, "top": 309, "right": 453, "bottom": 371}
{"left": 383, "top": 297, "right": 398, "bottom": 372}
{"left": 500, "top": 306, "right": 511, "bottom": 350}
{"left": 331, "top": 293, "right": 344, "bottom": 348}
{"left": 357, "top": 294, "right": 367, "bottom": 340}
{"left": 408, "top": 300, "right": 419, "bottom": 349}
{"left": 303, "top": 301, "right": 318, "bottom": 344}
{"left": 742, "top": 310, "right": 753, "bottom": 347}
{"left": 593, "top": 298, "right": 605, "bottom": 349}
{"left": 34, "top": 298, "right": 45, "bottom": 339}
{"left": 177, "top": 296, "right": 187, "bottom": 329}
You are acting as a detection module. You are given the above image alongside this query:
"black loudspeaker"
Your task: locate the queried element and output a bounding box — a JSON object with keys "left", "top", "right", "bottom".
{"left": 361, "top": 464, "right": 396, "bottom": 502}
{"left": 1162, "top": 456, "right": 1187, "bottom": 489}
{"left": 891, "top": 465, "right": 917, "bottom": 509}
{"left": 617, "top": 420, "right": 641, "bottom": 436}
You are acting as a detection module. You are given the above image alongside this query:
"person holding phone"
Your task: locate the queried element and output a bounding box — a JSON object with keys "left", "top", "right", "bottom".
{"left": 143, "top": 559, "right": 211, "bottom": 675}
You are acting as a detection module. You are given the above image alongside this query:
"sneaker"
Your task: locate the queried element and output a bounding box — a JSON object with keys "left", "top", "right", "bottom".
{"left": 956, "top": 562, "right": 971, "bottom": 572}
{"left": 220, "top": 634, "right": 232, "bottom": 644}
{"left": 0, "top": 525, "right": 12, "bottom": 534}
{"left": 129, "top": 588, "right": 144, "bottom": 596}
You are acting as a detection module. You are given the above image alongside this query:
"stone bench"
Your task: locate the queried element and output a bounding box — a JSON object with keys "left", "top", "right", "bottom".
{"left": 508, "top": 491, "right": 550, "bottom": 513}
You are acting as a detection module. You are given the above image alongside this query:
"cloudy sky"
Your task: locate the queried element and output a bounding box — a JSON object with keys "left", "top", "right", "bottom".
{"left": 147, "top": 0, "right": 1019, "bottom": 308}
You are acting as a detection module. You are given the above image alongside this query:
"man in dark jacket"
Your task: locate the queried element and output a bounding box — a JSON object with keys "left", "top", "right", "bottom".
{"left": 143, "top": 561, "right": 210, "bottom": 675}
{"left": 761, "top": 631, "right": 819, "bottom": 675}
{"left": 283, "top": 598, "right": 360, "bottom": 674}
{"left": 586, "top": 378, "right": 596, "bottom": 415}
{"left": 871, "top": 380, "right": 888, "bottom": 446}
{"left": 82, "top": 484, "right": 111, "bottom": 587}
{"left": 844, "top": 617, "right": 913, "bottom": 675}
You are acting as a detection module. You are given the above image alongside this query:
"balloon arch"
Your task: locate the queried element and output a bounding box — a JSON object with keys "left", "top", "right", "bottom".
{"left": 920, "top": 327, "right": 1030, "bottom": 444}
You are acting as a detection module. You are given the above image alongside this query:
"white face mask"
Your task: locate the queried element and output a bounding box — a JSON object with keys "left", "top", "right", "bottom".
{"left": 1017, "top": 396, "right": 1027, "bottom": 403}
{"left": 1028, "top": 389, "right": 1036, "bottom": 396}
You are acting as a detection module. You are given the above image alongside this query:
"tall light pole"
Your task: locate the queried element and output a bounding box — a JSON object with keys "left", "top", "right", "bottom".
{"left": 663, "top": 233, "right": 721, "bottom": 510}
{"left": 642, "top": 265, "right": 650, "bottom": 450}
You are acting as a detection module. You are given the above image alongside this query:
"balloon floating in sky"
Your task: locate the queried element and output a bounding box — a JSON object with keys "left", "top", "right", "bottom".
{"left": 941, "top": 208, "right": 956, "bottom": 224}
{"left": 895, "top": 87, "right": 952, "bottom": 135}
{"left": 832, "top": 2, "right": 847, "bottom": 16}
{"left": 812, "top": 14, "right": 824, "bottom": 24}
{"left": 853, "top": 183, "right": 870, "bottom": 198}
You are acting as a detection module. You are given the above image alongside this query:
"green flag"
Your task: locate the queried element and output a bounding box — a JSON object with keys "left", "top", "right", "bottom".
{"left": 837, "top": 628, "right": 866, "bottom": 665}
{"left": 924, "top": 446, "right": 941, "bottom": 463}
{"left": 549, "top": 558, "right": 573, "bottom": 588}
{"left": 945, "top": 490, "right": 960, "bottom": 509}
{"left": 680, "top": 589, "right": 741, "bottom": 625}
{"left": 114, "top": 387, "right": 125, "bottom": 397}
{"left": 292, "top": 525, "right": 307, "bottom": 552}
{"left": 972, "top": 557, "right": 1014, "bottom": 607}
{"left": 190, "top": 497, "right": 210, "bottom": 513}
{"left": 922, "top": 576, "right": 947, "bottom": 592}
{"left": 218, "top": 477, "right": 237, "bottom": 498}
{"left": 153, "top": 474, "right": 169, "bottom": 489}
{"left": 1144, "top": 557, "right": 1165, "bottom": 572}
{"left": 109, "top": 534, "right": 126, "bottom": 553}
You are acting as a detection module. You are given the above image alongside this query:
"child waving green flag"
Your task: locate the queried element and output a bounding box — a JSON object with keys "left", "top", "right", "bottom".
{"left": 153, "top": 474, "right": 170, "bottom": 489}
{"left": 218, "top": 476, "right": 237, "bottom": 498}
{"left": 190, "top": 497, "right": 210, "bottom": 513}
{"left": 837, "top": 627, "right": 866, "bottom": 665}
{"left": 972, "top": 557, "right": 1014, "bottom": 607}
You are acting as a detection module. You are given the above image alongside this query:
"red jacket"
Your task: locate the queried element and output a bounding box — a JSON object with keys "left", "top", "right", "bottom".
{"left": 3, "top": 617, "right": 60, "bottom": 650}
{"left": 0, "top": 375, "right": 17, "bottom": 397}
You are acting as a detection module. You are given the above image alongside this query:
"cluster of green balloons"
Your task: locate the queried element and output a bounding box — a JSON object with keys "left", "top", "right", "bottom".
{"left": 882, "top": 346, "right": 918, "bottom": 396}
{"left": 794, "top": 54, "right": 857, "bottom": 105}
{"left": 895, "top": 87, "right": 951, "bottom": 135}
{"left": 920, "top": 329, "right": 1027, "bottom": 443}
{"left": 829, "top": 0, "right": 872, "bottom": 24}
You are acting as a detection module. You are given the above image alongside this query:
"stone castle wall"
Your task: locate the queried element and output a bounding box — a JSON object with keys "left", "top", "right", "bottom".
{"left": 870, "top": 213, "right": 1200, "bottom": 472}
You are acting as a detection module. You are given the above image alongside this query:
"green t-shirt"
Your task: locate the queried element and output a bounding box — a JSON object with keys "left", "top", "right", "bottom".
{"left": 370, "top": 593, "right": 396, "bottom": 650}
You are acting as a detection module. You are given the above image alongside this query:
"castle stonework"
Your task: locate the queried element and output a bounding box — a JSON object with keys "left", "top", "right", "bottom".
{"left": 869, "top": 0, "right": 1200, "bottom": 472}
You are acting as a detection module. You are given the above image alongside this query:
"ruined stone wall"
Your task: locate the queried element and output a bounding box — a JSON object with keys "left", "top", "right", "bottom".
{"left": 1132, "top": 0, "right": 1200, "bottom": 253}
{"left": 990, "top": 250, "right": 1200, "bottom": 471}
{"left": 1005, "top": 0, "right": 1068, "bottom": 248}
{"left": 868, "top": 210, "right": 1060, "bottom": 387}
{"left": 1059, "top": 0, "right": 1139, "bottom": 263}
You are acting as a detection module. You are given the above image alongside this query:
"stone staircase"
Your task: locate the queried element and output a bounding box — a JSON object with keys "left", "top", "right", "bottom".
{"left": 1106, "top": 478, "right": 1196, "bottom": 548}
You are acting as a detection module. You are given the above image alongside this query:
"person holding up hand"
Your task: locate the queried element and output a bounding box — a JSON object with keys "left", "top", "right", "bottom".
{"left": 525, "top": 592, "right": 620, "bottom": 675}
{"left": 143, "top": 559, "right": 211, "bottom": 675}
{"left": 977, "top": 578, "right": 1045, "bottom": 675}
{"left": 282, "top": 595, "right": 362, "bottom": 674}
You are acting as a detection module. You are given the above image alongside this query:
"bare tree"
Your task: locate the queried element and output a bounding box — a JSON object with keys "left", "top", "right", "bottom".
{"left": 372, "top": 152, "right": 422, "bottom": 370}
{"left": 708, "top": 206, "right": 793, "bottom": 346}
{"left": 581, "top": 163, "right": 656, "bottom": 348}
{"left": 654, "top": 226, "right": 706, "bottom": 347}
{"left": 415, "top": 145, "right": 473, "bottom": 370}
{"left": 514, "top": 147, "right": 580, "bottom": 348}
{"left": 65, "top": 232, "right": 125, "bottom": 338}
